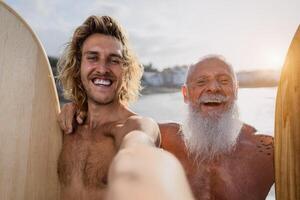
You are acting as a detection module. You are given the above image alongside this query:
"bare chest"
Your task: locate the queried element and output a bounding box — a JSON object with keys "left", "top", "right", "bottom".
{"left": 185, "top": 154, "right": 272, "bottom": 200}
{"left": 58, "top": 132, "right": 117, "bottom": 189}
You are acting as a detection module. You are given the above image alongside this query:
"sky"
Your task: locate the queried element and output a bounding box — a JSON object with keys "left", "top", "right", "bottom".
{"left": 4, "top": 0, "right": 300, "bottom": 71}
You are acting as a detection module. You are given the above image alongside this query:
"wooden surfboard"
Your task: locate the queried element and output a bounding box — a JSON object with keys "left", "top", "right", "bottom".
{"left": 275, "top": 26, "right": 300, "bottom": 199}
{"left": 0, "top": 2, "right": 62, "bottom": 200}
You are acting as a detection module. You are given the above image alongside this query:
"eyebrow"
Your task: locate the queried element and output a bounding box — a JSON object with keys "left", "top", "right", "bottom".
{"left": 195, "top": 75, "right": 209, "bottom": 79}
{"left": 83, "top": 51, "right": 98, "bottom": 56}
{"left": 217, "top": 74, "right": 231, "bottom": 77}
{"left": 83, "top": 51, "right": 123, "bottom": 58}
{"left": 109, "top": 53, "right": 123, "bottom": 59}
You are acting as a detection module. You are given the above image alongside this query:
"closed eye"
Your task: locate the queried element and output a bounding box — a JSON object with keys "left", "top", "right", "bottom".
{"left": 219, "top": 79, "right": 230, "bottom": 84}
{"left": 196, "top": 79, "right": 207, "bottom": 86}
{"left": 218, "top": 75, "right": 232, "bottom": 85}
{"left": 87, "top": 56, "right": 98, "bottom": 61}
{"left": 108, "top": 57, "right": 123, "bottom": 66}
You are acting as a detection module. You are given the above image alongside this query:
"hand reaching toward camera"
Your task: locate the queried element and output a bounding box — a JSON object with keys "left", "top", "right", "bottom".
{"left": 106, "top": 140, "right": 195, "bottom": 200}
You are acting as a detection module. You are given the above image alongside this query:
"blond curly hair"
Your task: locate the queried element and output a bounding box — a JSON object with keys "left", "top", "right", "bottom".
{"left": 58, "top": 15, "right": 142, "bottom": 111}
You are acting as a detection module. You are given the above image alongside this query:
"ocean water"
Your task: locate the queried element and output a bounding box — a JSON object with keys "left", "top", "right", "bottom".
{"left": 130, "top": 87, "right": 277, "bottom": 199}
{"left": 131, "top": 87, "right": 277, "bottom": 134}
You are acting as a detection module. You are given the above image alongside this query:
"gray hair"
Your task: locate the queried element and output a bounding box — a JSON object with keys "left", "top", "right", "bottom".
{"left": 185, "top": 55, "right": 238, "bottom": 88}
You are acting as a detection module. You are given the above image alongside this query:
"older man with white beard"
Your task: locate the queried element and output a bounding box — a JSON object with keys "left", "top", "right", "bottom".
{"left": 59, "top": 55, "right": 275, "bottom": 200}
{"left": 160, "top": 55, "right": 274, "bottom": 200}
{"left": 182, "top": 56, "right": 243, "bottom": 162}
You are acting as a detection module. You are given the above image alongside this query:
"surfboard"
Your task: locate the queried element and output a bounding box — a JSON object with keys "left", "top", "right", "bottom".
{"left": 0, "top": 2, "right": 62, "bottom": 200}
{"left": 275, "top": 26, "right": 300, "bottom": 200}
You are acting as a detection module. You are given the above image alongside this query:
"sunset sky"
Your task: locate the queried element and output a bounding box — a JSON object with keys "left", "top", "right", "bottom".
{"left": 5, "top": 0, "right": 300, "bottom": 71}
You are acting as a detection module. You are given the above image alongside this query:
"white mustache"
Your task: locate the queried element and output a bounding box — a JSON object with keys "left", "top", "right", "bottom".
{"left": 199, "top": 94, "right": 228, "bottom": 103}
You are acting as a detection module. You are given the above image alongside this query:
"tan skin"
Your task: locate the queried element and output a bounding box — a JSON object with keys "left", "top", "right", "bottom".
{"left": 59, "top": 58, "right": 274, "bottom": 200}
{"left": 107, "top": 144, "right": 195, "bottom": 200}
{"left": 160, "top": 122, "right": 274, "bottom": 200}
{"left": 179, "top": 58, "right": 274, "bottom": 200}
{"left": 182, "top": 58, "right": 237, "bottom": 116}
{"left": 58, "top": 33, "right": 160, "bottom": 200}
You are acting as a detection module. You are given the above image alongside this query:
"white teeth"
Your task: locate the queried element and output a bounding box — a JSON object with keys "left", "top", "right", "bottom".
{"left": 203, "top": 99, "right": 222, "bottom": 103}
{"left": 93, "top": 79, "right": 112, "bottom": 86}
{"left": 199, "top": 94, "right": 228, "bottom": 104}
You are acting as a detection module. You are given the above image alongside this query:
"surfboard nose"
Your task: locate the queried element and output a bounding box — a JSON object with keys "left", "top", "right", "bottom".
{"left": 0, "top": 2, "right": 62, "bottom": 200}
{"left": 275, "top": 25, "right": 300, "bottom": 200}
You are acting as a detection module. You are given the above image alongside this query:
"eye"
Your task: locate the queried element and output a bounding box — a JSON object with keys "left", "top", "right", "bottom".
{"left": 196, "top": 79, "right": 207, "bottom": 86}
{"left": 87, "top": 55, "right": 98, "bottom": 62}
{"left": 218, "top": 76, "right": 232, "bottom": 85}
{"left": 108, "top": 57, "right": 122, "bottom": 65}
{"left": 220, "top": 79, "right": 230, "bottom": 84}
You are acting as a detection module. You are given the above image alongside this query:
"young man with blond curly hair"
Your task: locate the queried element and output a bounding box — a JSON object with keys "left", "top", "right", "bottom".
{"left": 56, "top": 15, "right": 193, "bottom": 200}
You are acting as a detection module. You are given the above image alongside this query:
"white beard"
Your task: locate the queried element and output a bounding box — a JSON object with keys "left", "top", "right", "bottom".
{"left": 182, "top": 102, "right": 242, "bottom": 162}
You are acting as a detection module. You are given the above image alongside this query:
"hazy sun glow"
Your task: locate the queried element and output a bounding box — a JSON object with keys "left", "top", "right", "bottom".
{"left": 266, "top": 50, "right": 285, "bottom": 69}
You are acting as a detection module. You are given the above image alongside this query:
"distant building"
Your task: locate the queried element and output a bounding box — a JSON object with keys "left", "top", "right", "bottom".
{"left": 142, "top": 65, "right": 280, "bottom": 89}
{"left": 171, "top": 66, "right": 187, "bottom": 86}
{"left": 160, "top": 66, "right": 187, "bottom": 87}
{"left": 142, "top": 72, "right": 164, "bottom": 86}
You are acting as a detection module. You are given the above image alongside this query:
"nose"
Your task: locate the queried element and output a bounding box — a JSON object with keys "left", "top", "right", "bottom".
{"left": 95, "top": 60, "right": 109, "bottom": 74}
{"left": 206, "top": 80, "right": 221, "bottom": 92}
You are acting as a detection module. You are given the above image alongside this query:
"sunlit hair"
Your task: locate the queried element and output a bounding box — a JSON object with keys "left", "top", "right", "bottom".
{"left": 185, "top": 55, "right": 238, "bottom": 88}
{"left": 58, "top": 15, "right": 142, "bottom": 111}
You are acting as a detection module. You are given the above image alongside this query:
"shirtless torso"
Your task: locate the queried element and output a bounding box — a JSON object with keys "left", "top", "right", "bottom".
{"left": 58, "top": 115, "right": 159, "bottom": 200}
{"left": 58, "top": 124, "right": 117, "bottom": 200}
{"left": 58, "top": 121, "right": 274, "bottom": 200}
{"left": 160, "top": 123, "right": 274, "bottom": 200}
{"left": 56, "top": 16, "right": 163, "bottom": 200}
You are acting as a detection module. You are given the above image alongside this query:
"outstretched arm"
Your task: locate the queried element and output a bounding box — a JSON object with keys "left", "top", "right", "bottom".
{"left": 107, "top": 142, "right": 194, "bottom": 200}
{"left": 118, "top": 116, "right": 161, "bottom": 149}
{"left": 106, "top": 116, "right": 194, "bottom": 200}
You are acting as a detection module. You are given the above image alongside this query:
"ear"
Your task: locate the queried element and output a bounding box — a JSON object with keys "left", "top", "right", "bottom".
{"left": 182, "top": 85, "right": 189, "bottom": 104}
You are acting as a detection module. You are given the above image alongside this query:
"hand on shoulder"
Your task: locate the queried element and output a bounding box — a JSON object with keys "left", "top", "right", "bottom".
{"left": 57, "top": 102, "right": 86, "bottom": 134}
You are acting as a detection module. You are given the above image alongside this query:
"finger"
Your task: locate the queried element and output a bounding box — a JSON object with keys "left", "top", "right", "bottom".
{"left": 65, "top": 103, "right": 77, "bottom": 134}
{"left": 76, "top": 110, "right": 86, "bottom": 124}
{"left": 57, "top": 107, "right": 68, "bottom": 133}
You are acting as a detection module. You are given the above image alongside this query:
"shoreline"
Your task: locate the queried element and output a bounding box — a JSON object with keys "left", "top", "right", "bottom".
{"left": 141, "top": 85, "right": 278, "bottom": 95}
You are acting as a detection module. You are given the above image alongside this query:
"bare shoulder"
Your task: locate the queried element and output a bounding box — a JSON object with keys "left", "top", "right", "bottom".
{"left": 240, "top": 124, "right": 274, "bottom": 157}
{"left": 251, "top": 133, "right": 274, "bottom": 158}
{"left": 159, "top": 122, "right": 186, "bottom": 151}
{"left": 249, "top": 133, "right": 275, "bottom": 189}
{"left": 125, "top": 115, "right": 159, "bottom": 132}
{"left": 235, "top": 124, "right": 275, "bottom": 187}
{"left": 240, "top": 124, "right": 274, "bottom": 150}
{"left": 159, "top": 122, "right": 181, "bottom": 135}
{"left": 120, "top": 115, "right": 160, "bottom": 146}
{"left": 252, "top": 133, "right": 274, "bottom": 147}
{"left": 239, "top": 124, "right": 274, "bottom": 170}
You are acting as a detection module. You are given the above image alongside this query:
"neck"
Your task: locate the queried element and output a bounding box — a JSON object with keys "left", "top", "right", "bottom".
{"left": 85, "top": 99, "right": 127, "bottom": 128}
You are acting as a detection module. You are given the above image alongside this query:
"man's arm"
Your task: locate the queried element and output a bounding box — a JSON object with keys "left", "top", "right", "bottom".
{"left": 106, "top": 116, "right": 194, "bottom": 200}
{"left": 107, "top": 141, "right": 194, "bottom": 200}
{"left": 57, "top": 102, "right": 85, "bottom": 134}
{"left": 118, "top": 116, "right": 161, "bottom": 149}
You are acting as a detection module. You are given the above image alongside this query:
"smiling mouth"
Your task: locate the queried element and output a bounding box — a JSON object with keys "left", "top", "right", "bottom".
{"left": 200, "top": 98, "right": 226, "bottom": 107}
{"left": 92, "top": 78, "right": 113, "bottom": 87}
{"left": 202, "top": 102, "right": 223, "bottom": 106}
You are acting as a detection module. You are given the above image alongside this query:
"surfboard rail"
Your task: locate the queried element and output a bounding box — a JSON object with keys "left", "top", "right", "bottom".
{"left": 275, "top": 25, "right": 300, "bottom": 200}
{"left": 0, "top": 1, "right": 62, "bottom": 199}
